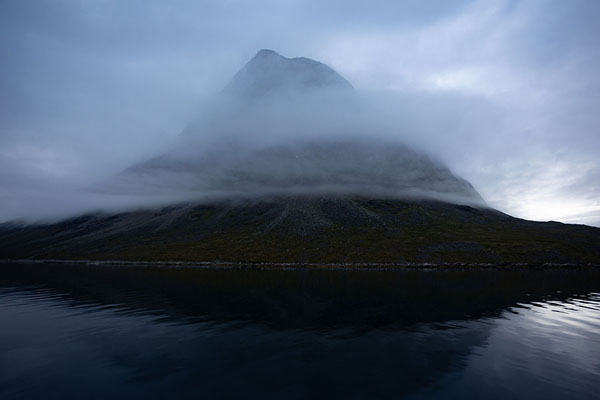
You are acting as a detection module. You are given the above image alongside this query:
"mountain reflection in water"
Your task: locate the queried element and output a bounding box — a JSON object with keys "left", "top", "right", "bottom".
{"left": 1, "top": 263, "right": 599, "bottom": 399}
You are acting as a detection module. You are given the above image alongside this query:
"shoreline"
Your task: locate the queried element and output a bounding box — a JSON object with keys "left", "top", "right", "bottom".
{"left": 2, "top": 258, "right": 599, "bottom": 271}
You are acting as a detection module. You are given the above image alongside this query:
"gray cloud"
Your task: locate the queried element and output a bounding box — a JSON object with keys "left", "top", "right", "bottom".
{"left": 1, "top": 0, "right": 599, "bottom": 226}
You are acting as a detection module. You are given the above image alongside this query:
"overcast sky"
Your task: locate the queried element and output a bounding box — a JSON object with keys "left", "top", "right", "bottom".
{"left": 1, "top": 0, "right": 599, "bottom": 225}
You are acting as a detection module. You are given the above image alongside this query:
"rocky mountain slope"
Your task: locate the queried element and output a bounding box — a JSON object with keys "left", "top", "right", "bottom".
{"left": 1, "top": 197, "right": 599, "bottom": 264}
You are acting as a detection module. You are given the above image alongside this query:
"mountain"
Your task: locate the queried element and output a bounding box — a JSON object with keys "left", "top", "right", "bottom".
{"left": 2, "top": 50, "right": 599, "bottom": 265}
{"left": 108, "top": 50, "right": 485, "bottom": 205}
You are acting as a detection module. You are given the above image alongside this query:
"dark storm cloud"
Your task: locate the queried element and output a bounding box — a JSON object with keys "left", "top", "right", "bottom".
{"left": 1, "top": 0, "right": 599, "bottom": 225}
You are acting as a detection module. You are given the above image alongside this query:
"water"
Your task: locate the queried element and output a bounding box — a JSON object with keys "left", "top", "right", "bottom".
{"left": 0, "top": 263, "right": 599, "bottom": 399}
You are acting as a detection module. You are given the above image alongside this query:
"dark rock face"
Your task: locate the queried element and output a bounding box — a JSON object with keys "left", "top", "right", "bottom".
{"left": 117, "top": 140, "right": 485, "bottom": 205}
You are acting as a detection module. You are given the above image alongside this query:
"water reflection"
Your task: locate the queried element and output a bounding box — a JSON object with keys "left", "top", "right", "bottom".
{"left": 0, "top": 264, "right": 599, "bottom": 399}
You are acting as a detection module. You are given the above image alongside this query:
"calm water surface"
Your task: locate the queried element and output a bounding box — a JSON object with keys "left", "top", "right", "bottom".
{"left": 0, "top": 263, "right": 599, "bottom": 399}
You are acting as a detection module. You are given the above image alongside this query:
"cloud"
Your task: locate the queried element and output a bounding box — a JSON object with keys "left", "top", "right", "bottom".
{"left": 0, "top": 0, "right": 599, "bottom": 225}
{"left": 315, "top": 0, "right": 600, "bottom": 224}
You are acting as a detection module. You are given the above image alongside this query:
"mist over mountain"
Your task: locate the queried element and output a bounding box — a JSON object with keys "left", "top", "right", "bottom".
{"left": 107, "top": 49, "right": 484, "bottom": 207}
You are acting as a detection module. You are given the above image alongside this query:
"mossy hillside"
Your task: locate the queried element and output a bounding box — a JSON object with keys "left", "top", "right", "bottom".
{"left": 1, "top": 198, "right": 599, "bottom": 264}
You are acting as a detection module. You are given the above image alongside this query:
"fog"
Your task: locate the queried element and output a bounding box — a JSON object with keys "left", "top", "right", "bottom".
{"left": 1, "top": 0, "right": 599, "bottom": 226}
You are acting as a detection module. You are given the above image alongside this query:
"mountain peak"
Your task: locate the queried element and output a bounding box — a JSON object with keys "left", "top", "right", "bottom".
{"left": 254, "top": 49, "right": 282, "bottom": 59}
{"left": 224, "top": 49, "right": 353, "bottom": 97}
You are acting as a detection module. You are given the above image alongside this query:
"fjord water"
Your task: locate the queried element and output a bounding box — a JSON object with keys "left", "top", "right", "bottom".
{"left": 1, "top": 264, "right": 599, "bottom": 399}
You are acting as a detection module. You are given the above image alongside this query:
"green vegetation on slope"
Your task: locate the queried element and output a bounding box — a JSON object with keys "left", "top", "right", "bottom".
{"left": 1, "top": 198, "right": 599, "bottom": 264}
